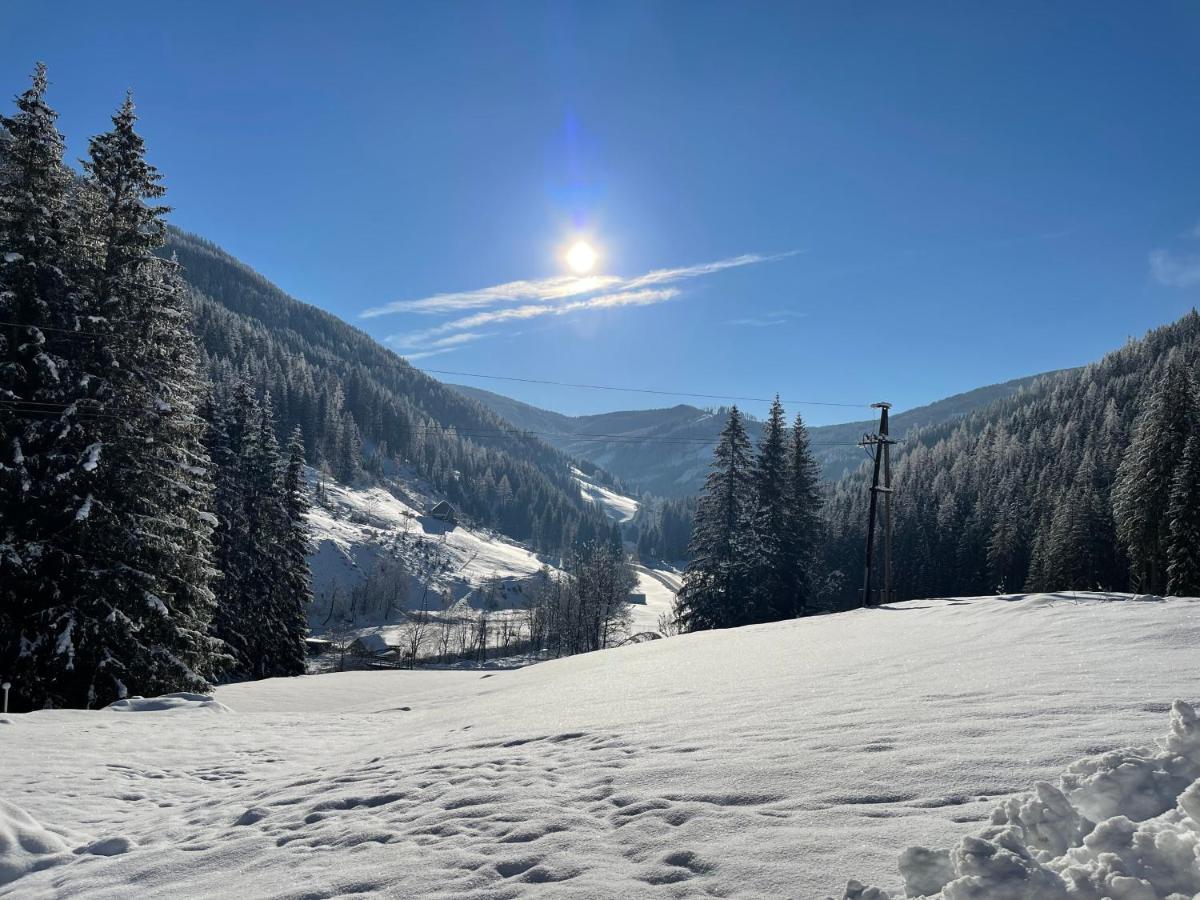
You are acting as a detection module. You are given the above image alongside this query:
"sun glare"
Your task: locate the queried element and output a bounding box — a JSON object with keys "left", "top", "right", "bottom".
{"left": 565, "top": 240, "right": 598, "bottom": 274}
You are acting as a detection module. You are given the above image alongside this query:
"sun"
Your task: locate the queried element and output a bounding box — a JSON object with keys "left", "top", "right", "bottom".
{"left": 565, "top": 240, "right": 598, "bottom": 274}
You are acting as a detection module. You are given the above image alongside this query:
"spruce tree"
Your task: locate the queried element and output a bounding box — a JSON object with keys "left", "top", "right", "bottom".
{"left": 1166, "top": 434, "right": 1200, "bottom": 596}
{"left": 276, "top": 425, "right": 313, "bottom": 674}
{"left": 209, "top": 382, "right": 259, "bottom": 677}
{"left": 749, "top": 397, "right": 789, "bottom": 622}
{"left": 675, "top": 406, "right": 754, "bottom": 630}
{"left": 209, "top": 388, "right": 311, "bottom": 680}
{"left": 0, "top": 64, "right": 98, "bottom": 709}
{"left": 44, "top": 95, "right": 225, "bottom": 707}
{"left": 784, "top": 412, "right": 824, "bottom": 615}
{"left": 1112, "top": 354, "right": 1199, "bottom": 594}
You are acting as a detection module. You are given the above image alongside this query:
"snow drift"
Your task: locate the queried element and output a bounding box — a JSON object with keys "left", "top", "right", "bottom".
{"left": 104, "top": 693, "right": 232, "bottom": 714}
{"left": 838, "top": 700, "right": 1200, "bottom": 898}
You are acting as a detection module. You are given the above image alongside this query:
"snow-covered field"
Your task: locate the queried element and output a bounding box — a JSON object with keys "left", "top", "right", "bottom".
{"left": 4, "top": 593, "right": 1198, "bottom": 898}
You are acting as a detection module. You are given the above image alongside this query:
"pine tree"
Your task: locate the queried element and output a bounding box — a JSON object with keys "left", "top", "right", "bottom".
{"left": 675, "top": 406, "right": 755, "bottom": 630}
{"left": 0, "top": 64, "right": 99, "bottom": 710}
{"left": 784, "top": 412, "right": 824, "bottom": 615}
{"left": 271, "top": 424, "right": 312, "bottom": 676}
{"left": 208, "top": 382, "right": 256, "bottom": 676}
{"left": 1166, "top": 434, "right": 1200, "bottom": 596}
{"left": 39, "top": 95, "right": 225, "bottom": 707}
{"left": 1113, "top": 354, "right": 1199, "bottom": 594}
{"left": 244, "top": 394, "right": 286, "bottom": 679}
{"left": 748, "top": 397, "right": 789, "bottom": 622}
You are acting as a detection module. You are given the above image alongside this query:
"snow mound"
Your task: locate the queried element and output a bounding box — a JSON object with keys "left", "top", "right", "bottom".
{"left": 104, "top": 693, "right": 232, "bottom": 714}
{"left": 0, "top": 801, "right": 71, "bottom": 886}
{"left": 840, "top": 700, "right": 1200, "bottom": 899}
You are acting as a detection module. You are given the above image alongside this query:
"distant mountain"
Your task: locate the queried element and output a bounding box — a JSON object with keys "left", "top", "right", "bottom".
{"left": 167, "top": 230, "right": 621, "bottom": 554}
{"left": 454, "top": 373, "right": 1070, "bottom": 496}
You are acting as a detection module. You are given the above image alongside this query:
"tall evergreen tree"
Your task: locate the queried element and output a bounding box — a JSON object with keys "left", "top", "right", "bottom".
{"left": 0, "top": 64, "right": 99, "bottom": 709}
{"left": 784, "top": 412, "right": 824, "bottom": 615}
{"left": 39, "top": 95, "right": 224, "bottom": 707}
{"left": 1166, "top": 433, "right": 1200, "bottom": 597}
{"left": 675, "top": 406, "right": 755, "bottom": 630}
{"left": 1112, "top": 354, "right": 1199, "bottom": 594}
{"left": 277, "top": 425, "right": 314, "bottom": 672}
{"left": 208, "top": 382, "right": 256, "bottom": 675}
{"left": 749, "top": 397, "right": 789, "bottom": 622}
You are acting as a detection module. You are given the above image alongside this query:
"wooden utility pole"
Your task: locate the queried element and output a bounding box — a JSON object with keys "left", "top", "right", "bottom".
{"left": 859, "top": 402, "right": 895, "bottom": 606}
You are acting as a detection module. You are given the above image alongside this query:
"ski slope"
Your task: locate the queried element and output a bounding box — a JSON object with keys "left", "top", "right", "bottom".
{"left": 572, "top": 467, "right": 639, "bottom": 523}
{"left": 4, "top": 594, "right": 1198, "bottom": 898}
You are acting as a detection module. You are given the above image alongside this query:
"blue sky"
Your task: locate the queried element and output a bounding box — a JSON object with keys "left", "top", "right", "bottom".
{"left": 5, "top": 2, "right": 1200, "bottom": 424}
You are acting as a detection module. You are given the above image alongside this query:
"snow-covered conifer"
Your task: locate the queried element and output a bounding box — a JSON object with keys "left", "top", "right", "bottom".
{"left": 1112, "top": 354, "right": 1199, "bottom": 594}
{"left": 38, "top": 95, "right": 226, "bottom": 707}
{"left": 675, "top": 406, "right": 755, "bottom": 630}
{"left": 1166, "top": 433, "right": 1200, "bottom": 596}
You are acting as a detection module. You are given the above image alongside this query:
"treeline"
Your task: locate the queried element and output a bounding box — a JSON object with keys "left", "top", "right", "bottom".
{"left": 173, "top": 231, "right": 617, "bottom": 554}
{"left": 672, "top": 400, "right": 824, "bottom": 630}
{"left": 0, "top": 67, "right": 310, "bottom": 709}
{"left": 821, "top": 311, "right": 1200, "bottom": 605}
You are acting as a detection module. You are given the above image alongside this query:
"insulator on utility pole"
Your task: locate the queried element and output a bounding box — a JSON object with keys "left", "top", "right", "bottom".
{"left": 860, "top": 402, "right": 896, "bottom": 607}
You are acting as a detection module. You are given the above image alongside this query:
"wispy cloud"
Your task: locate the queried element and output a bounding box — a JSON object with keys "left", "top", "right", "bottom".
{"left": 728, "top": 309, "right": 806, "bottom": 327}
{"left": 389, "top": 288, "right": 680, "bottom": 349}
{"left": 362, "top": 274, "right": 623, "bottom": 317}
{"left": 373, "top": 250, "right": 798, "bottom": 359}
{"left": 1151, "top": 250, "right": 1200, "bottom": 288}
{"left": 364, "top": 251, "right": 798, "bottom": 320}
{"left": 396, "top": 331, "right": 493, "bottom": 361}
{"left": 1151, "top": 218, "right": 1200, "bottom": 289}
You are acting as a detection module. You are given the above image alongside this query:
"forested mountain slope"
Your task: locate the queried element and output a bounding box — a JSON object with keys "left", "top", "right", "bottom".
{"left": 166, "top": 230, "right": 617, "bottom": 553}
{"left": 455, "top": 372, "right": 1060, "bottom": 495}
{"left": 823, "top": 310, "right": 1200, "bottom": 605}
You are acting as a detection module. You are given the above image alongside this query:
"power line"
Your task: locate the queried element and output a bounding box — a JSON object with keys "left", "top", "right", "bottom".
{"left": 0, "top": 401, "right": 876, "bottom": 447}
{"left": 0, "top": 321, "right": 876, "bottom": 410}
{"left": 419, "top": 366, "right": 871, "bottom": 409}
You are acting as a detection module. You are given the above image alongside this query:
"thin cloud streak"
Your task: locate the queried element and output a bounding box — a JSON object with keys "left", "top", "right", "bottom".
{"left": 361, "top": 251, "right": 797, "bottom": 319}
{"left": 1150, "top": 250, "right": 1200, "bottom": 288}
{"left": 362, "top": 274, "right": 622, "bottom": 317}
{"left": 388, "top": 288, "right": 680, "bottom": 348}
{"left": 728, "top": 309, "right": 807, "bottom": 327}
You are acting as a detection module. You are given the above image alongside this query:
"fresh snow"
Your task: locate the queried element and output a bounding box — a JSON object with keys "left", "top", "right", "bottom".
{"left": 4, "top": 592, "right": 1198, "bottom": 897}
{"left": 845, "top": 698, "right": 1200, "bottom": 899}
{"left": 103, "top": 693, "right": 233, "bottom": 714}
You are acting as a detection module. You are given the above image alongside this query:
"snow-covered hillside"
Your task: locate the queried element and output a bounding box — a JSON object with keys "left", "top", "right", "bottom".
{"left": 572, "top": 466, "right": 640, "bottom": 523}
{"left": 5, "top": 593, "right": 1198, "bottom": 897}
{"left": 307, "top": 473, "right": 549, "bottom": 616}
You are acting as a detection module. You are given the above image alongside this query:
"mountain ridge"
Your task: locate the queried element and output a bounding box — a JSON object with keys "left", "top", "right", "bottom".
{"left": 452, "top": 371, "right": 1072, "bottom": 495}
